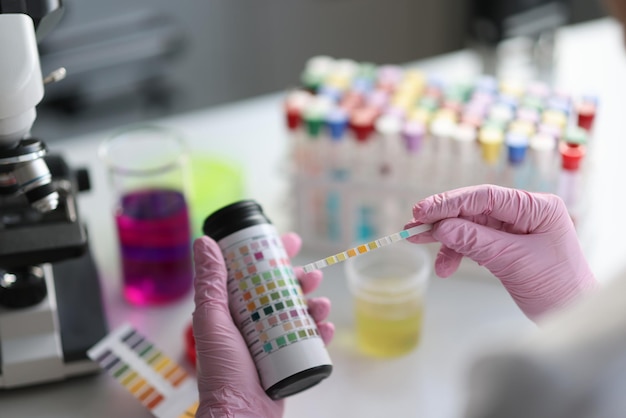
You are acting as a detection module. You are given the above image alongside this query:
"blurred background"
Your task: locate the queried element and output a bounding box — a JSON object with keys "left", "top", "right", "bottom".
{"left": 34, "top": 0, "right": 606, "bottom": 142}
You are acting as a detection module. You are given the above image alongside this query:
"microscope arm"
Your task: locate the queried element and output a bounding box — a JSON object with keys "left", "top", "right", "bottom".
{"left": 0, "top": 14, "right": 44, "bottom": 145}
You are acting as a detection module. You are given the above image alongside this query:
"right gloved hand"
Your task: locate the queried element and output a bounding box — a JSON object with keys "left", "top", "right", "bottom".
{"left": 405, "top": 185, "right": 598, "bottom": 321}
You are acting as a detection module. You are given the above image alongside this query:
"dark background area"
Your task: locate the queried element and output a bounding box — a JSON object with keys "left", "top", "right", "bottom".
{"left": 32, "top": 0, "right": 607, "bottom": 142}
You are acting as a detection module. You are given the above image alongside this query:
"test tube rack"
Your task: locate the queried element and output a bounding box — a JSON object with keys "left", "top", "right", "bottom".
{"left": 284, "top": 56, "right": 598, "bottom": 252}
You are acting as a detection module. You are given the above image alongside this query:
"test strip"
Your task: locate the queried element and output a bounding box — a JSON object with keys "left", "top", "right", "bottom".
{"left": 88, "top": 323, "right": 198, "bottom": 418}
{"left": 302, "top": 224, "right": 432, "bottom": 273}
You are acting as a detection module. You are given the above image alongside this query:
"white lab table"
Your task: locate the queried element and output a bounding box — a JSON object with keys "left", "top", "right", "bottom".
{"left": 1, "top": 17, "right": 625, "bottom": 418}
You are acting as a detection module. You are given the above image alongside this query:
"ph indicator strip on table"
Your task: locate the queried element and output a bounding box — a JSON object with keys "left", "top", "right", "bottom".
{"left": 302, "top": 224, "right": 433, "bottom": 273}
{"left": 87, "top": 323, "right": 199, "bottom": 418}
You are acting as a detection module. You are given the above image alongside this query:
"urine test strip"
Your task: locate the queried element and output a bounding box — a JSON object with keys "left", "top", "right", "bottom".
{"left": 302, "top": 224, "right": 432, "bottom": 273}
{"left": 87, "top": 323, "right": 198, "bottom": 418}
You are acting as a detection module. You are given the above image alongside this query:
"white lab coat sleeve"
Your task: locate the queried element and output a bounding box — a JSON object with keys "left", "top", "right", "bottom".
{"left": 463, "top": 271, "right": 626, "bottom": 418}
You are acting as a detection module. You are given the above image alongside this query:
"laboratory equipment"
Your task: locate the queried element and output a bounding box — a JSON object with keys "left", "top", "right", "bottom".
{"left": 87, "top": 323, "right": 198, "bottom": 418}
{"left": 0, "top": 0, "right": 107, "bottom": 388}
{"left": 345, "top": 241, "right": 431, "bottom": 358}
{"left": 99, "top": 125, "right": 193, "bottom": 305}
{"left": 203, "top": 200, "right": 332, "bottom": 400}
{"left": 285, "top": 56, "right": 597, "bottom": 252}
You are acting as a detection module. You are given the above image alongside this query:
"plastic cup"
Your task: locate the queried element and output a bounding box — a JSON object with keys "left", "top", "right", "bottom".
{"left": 345, "top": 242, "right": 431, "bottom": 358}
{"left": 99, "top": 125, "right": 194, "bottom": 306}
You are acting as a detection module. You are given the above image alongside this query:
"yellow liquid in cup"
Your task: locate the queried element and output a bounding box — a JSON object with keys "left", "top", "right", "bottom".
{"left": 354, "top": 279, "right": 424, "bottom": 358}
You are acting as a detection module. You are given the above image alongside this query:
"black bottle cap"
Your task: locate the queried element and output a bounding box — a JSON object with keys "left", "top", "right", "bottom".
{"left": 202, "top": 200, "right": 272, "bottom": 242}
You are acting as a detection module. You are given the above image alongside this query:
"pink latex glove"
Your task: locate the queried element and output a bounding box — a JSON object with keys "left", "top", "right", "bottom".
{"left": 192, "top": 233, "right": 334, "bottom": 418}
{"left": 405, "top": 185, "right": 598, "bottom": 321}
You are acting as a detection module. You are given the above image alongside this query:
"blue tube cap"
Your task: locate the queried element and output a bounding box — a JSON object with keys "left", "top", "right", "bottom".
{"left": 506, "top": 132, "right": 529, "bottom": 164}
{"left": 326, "top": 108, "right": 349, "bottom": 140}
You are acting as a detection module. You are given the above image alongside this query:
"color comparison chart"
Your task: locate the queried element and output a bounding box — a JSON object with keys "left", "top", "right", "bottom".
{"left": 87, "top": 323, "right": 198, "bottom": 418}
{"left": 224, "top": 230, "right": 322, "bottom": 360}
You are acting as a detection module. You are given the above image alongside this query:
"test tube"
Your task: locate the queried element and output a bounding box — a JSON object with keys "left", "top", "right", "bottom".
{"left": 284, "top": 90, "right": 313, "bottom": 171}
{"left": 325, "top": 107, "right": 351, "bottom": 243}
{"left": 504, "top": 132, "right": 530, "bottom": 189}
{"left": 529, "top": 132, "right": 557, "bottom": 192}
{"left": 375, "top": 113, "right": 404, "bottom": 235}
{"left": 452, "top": 123, "right": 478, "bottom": 187}
{"left": 478, "top": 126, "right": 505, "bottom": 184}
{"left": 558, "top": 134, "right": 587, "bottom": 223}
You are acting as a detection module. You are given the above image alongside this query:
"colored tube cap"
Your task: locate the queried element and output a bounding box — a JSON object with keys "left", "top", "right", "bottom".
{"left": 559, "top": 141, "right": 586, "bottom": 171}
{"left": 564, "top": 126, "right": 588, "bottom": 146}
{"left": 350, "top": 107, "right": 377, "bottom": 141}
{"left": 576, "top": 101, "right": 596, "bottom": 131}
{"left": 284, "top": 90, "right": 312, "bottom": 130}
{"left": 327, "top": 107, "right": 349, "bottom": 140}
{"left": 479, "top": 127, "right": 504, "bottom": 164}
{"left": 505, "top": 132, "right": 529, "bottom": 164}
{"left": 402, "top": 120, "right": 425, "bottom": 153}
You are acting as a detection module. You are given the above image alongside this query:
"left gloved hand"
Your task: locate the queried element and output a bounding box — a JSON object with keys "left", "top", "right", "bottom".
{"left": 192, "top": 233, "right": 334, "bottom": 418}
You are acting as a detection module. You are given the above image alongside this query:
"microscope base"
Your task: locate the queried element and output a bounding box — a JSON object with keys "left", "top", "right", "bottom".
{"left": 0, "top": 250, "right": 108, "bottom": 388}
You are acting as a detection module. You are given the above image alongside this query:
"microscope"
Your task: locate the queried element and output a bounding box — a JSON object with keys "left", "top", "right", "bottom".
{"left": 0, "top": 0, "right": 107, "bottom": 388}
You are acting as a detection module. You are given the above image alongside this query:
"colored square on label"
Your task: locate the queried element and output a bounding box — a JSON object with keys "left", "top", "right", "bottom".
{"left": 234, "top": 271, "right": 244, "bottom": 280}
{"left": 255, "top": 285, "right": 265, "bottom": 295}
{"left": 286, "top": 300, "right": 294, "bottom": 308}
{"left": 251, "top": 242, "right": 259, "bottom": 251}
{"left": 292, "top": 289, "right": 298, "bottom": 296}
{"left": 247, "top": 265, "right": 257, "bottom": 274}
{"left": 243, "top": 255, "right": 253, "bottom": 265}
{"left": 298, "top": 330, "right": 307, "bottom": 338}
{"left": 325, "top": 256, "right": 336, "bottom": 265}
{"left": 307, "top": 329, "right": 315, "bottom": 336}
{"left": 279, "top": 312, "right": 289, "bottom": 321}
{"left": 246, "top": 302, "right": 256, "bottom": 311}
{"left": 260, "top": 296, "right": 270, "bottom": 305}
{"left": 275, "top": 302, "right": 285, "bottom": 311}
{"left": 357, "top": 245, "right": 368, "bottom": 254}
{"left": 337, "top": 253, "right": 347, "bottom": 261}
{"left": 267, "top": 282, "right": 276, "bottom": 290}
{"left": 399, "top": 230, "right": 410, "bottom": 239}
{"left": 251, "top": 312, "right": 260, "bottom": 322}
{"left": 226, "top": 251, "right": 235, "bottom": 260}
{"left": 276, "top": 336, "right": 287, "bottom": 346}
{"left": 263, "top": 306, "right": 274, "bottom": 315}
{"left": 261, "top": 239, "right": 269, "bottom": 247}
{"left": 295, "top": 320, "right": 303, "bottom": 328}
{"left": 287, "top": 333, "right": 297, "bottom": 342}
{"left": 254, "top": 252, "right": 264, "bottom": 261}
{"left": 277, "top": 279, "right": 286, "bottom": 287}
{"left": 314, "top": 329, "right": 320, "bottom": 336}
{"left": 262, "top": 272, "right": 272, "bottom": 280}
{"left": 255, "top": 322, "right": 264, "bottom": 331}
{"left": 289, "top": 310, "right": 298, "bottom": 318}
{"left": 259, "top": 333, "right": 268, "bottom": 342}
{"left": 263, "top": 343, "right": 273, "bottom": 352}
{"left": 239, "top": 282, "right": 247, "bottom": 291}
{"left": 269, "top": 259, "right": 277, "bottom": 267}
{"left": 270, "top": 292, "right": 280, "bottom": 301}
{"left": 283, "top": 322, "right": 293, "bottom": 331}
{"left": 239, "top": 246, "right": 248, "bottom": 255}
{"left": 281, "top": 290, "right": 290, "bottom": 297}
{"left": 251, "top": 276, "right": 261, "bottom": 285}
{"left": 243, "top": 291, "right": 252, "bottom": 301}
{"left": 273, "top": 268, "right": 281, "bottom": 277}
{"left": 347, "top": 248, "right": 357, "bottom": 257}
{"left": 367, "top": 241, "right": 378, "bottom": 250}
{"left": 268, "top": 316, "right": 278, "bottom": 326}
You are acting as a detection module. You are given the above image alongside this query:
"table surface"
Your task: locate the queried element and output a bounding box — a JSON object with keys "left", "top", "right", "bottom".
{"left": 1, "top": 17, "right": 625, "bottom": 418}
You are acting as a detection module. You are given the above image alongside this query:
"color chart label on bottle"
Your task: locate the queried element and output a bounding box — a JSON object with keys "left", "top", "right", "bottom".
{"left": 87, "top": 323, "right": 198, "bottom": 418}
{"left": 221, "top": 225, "right": 321, "bottom": 361}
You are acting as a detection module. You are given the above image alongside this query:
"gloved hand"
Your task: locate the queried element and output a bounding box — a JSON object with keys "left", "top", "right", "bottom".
{"left": 405, "top": 185, "right": 598, "bottom": 321}
{"left": 192, "top": 233, "right": 334, "bottom": 418}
